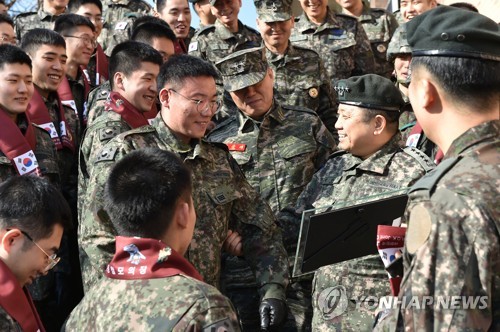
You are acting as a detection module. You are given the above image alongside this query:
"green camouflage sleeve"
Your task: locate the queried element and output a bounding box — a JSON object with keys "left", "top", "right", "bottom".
{"left": 353, "top": 22, "right": 376, "bottom": 76}
{"left": 316, "top": 58, "right": 339, "bottom": 137}
{"left": 187, "top": 33, "right": 207, "bottom": 60}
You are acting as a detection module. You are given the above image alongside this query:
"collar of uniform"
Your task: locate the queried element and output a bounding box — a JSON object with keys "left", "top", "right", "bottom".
{"left": 265, "top": 47, "right": 286, "bottom": 66}
{"left": 267, "top": 100, "right": 285, "bottom": 124}
{"left": 283, "top": 43, "right": 303, "bottom": 62}
{"left": 296, "top": 7, "right": 341, "bottom": 33}
{"left": 344, "top": 133, "right": 402, "bottom": 174}
{"left": 355, "top": 1, "right": 374, "bottom": 23}
{"left": 237, "top": 110, "right": 259, "bottom": 134}
{"left": 38, "top": 8, "right": 58, "bottom": 20}
{"left": 215, "top": 19, "right": 244, "bottom": 40}
{"left": 444, "top": 120, "right": 500, "bottom": 160}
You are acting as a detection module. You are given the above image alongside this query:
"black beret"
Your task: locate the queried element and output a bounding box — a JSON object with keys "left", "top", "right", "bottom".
{"left": 406, "top": 6, "right": 500, "bottom": 62}
{"left": 335, "top": 74, "right": 405, "bottom": 112}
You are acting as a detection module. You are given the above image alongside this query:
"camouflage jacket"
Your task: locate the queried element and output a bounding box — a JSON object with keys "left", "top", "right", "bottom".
{"left": 80, "top": 114, "right": 289, "bottom": 298}
{"left": 342, "top": 4, "right": 399, "bottom": 78}
{"left": 277, "top": 133, "right": 434, "bottom": 331}
{"left": 0, "top": 306, "right": 21, "bottom": 332}
{"left": 376, "top": 120, "right": 500, "bottom": 331}
{"left": 290, "top": 7, "right": 375, "bottom": 82}
{"left": 265, "top": 44, "right": 339, "bottom": 135}
{"left": 86, "top": 81, "right": 111, "bottom": 126}
{"left": 14, "top": 8, "right": 63, "bottom": 41}
{"left": 188, "top": 20, "right": 262, "bottom": 65}
{"left": 0, "top": 117, "right": 59, "bottom": 184}
{"left": 207, "top": 101, "right": 336, "bottom": 214}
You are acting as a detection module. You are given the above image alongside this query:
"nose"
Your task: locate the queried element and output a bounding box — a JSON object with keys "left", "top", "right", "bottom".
{"left": 18, "top": 80, "right": 28, "bottom": 93}
{"left": 334, "top": 116, "right": 343, "bottom": 130}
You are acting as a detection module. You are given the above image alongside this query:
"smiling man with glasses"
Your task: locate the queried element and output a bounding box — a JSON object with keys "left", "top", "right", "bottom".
{"left": 0, "top": 175, "right": 72, "bottom": 332}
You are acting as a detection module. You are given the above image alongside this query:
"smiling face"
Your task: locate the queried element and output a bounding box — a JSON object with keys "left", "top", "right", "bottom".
{"left": 74, "top": 3, "right": 104, "bottom": 38}
{"left": 115, "top": 61, "right": 160, "bottom": 113}
{"left": 335, "top": 104, "right": 377, "bottom": 158}
{"left": 257, "top": 18, "right": 293, "bottom": 53}
{"left": 0, "top": 22, "right": 16, "bottom": 45}
{"left": 394, "top": 54, "right": 412, "bottom": 83}
{"left": 211, "top": 0, "right": 241, "bottom": 28}
{"left": 64, "top": 25, "right": 95, "bottom": 67}
{"left": 400, "top": 0, "right": 436, "bottom": 22}
{"left": 0, "top": 62, "right": 34, "bottom": 120}
{"left": 158, "top": 0, "right": 192, "bottom": 39}
{"left": 299, "top": 0, "right": 328, "bottom": 24}
{"left": 160, "top": 75, "right": 218, "bottom": 143}
{"left": 31, "top": 44, "right": 67, "bottom": 98}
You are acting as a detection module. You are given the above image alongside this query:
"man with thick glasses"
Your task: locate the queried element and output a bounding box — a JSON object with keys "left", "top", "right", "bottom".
{"left": 81, "top": 54, "right": 289, "bottom": 331}
{"left": 0, "top": 175, "right": 72, "bottom": 332}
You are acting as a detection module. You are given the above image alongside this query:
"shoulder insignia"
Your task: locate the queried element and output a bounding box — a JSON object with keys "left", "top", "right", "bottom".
{"left": 122, "top": 124, "right": 156, "bottom": 136}
{"left": 99, "top": 126, "right": 122, "bottom": 141}
{"left": 95, "top": 146, "right": 118, "bottom": 163}
{"left": 409, "top": 156, "right": 461, "bottom": 193}
{"left": 403, "top": 146, "right": 436, "bottom": 173}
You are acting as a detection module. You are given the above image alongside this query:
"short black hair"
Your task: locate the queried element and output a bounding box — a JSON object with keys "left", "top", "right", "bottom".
{"left": 131, "top": 15, "right": 170, "bottom": 31}
{"left": 0, "top": 44, "right": 32, "bottom": 70}
{"left": 68, "top": 0, "right": 103, "bottom": 13}
{"left": 131, "top": 22, "right": 176, "bottom": 44}
{"left": 449, "top": 2, "right": 479, "bottom": 12}
{"left": 158, "top": 54, "right": 218, "bottom": 91}
{"left": 0, "top": 13, "right": 14, "bottom": 28}
{"left": 0, "top": 176, "right": 72, "bottom": 242}
{"left": 156, "top": 0, "right": 169, "bottom": 14}
{"left": 21, "top": 28, "right": 66, "bottom": 57}
{"left": 412, "top": 56, "right": 500, "bottom": 112}
{"left": 54, "top": 13, "right": 96, "bottom": 35}
{"left": 104, "top": 148, "right": 192, "bottom": 238}
{"left": 109, "top": 40, "right": 163, "bottom": 90}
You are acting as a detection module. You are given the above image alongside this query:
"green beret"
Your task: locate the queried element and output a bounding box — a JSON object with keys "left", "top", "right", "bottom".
{"left": 335, "top": 74, "right": 405, "bottom": 112}
{"left": 215, "top": 47, "right": 268, "bottom": 92}
{"left": 406, "top": 6, "right": 500, "bottom": 61}
{"left": 254, "top": 0, "right": 292, "bottom": 23}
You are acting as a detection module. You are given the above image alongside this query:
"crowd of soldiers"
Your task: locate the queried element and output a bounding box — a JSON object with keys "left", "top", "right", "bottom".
{"left": 0, "top": 0, "right": 498, "bottom": 331}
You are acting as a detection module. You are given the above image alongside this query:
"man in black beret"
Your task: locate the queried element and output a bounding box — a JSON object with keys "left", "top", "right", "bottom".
{"left": 279, "top": 74, "right": 435, "bottom": 331}
{"left": 374, "top": 6, "right": 500, "bottom": 331}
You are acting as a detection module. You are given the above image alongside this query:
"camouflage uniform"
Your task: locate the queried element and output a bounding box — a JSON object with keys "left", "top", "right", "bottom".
{"left": 290, "top": 7, "right": 375, "bottom": 83}
{"left": 14, "top": 8, "right": 63, "bottom": 41}
{"left": 375, "top": 121, "right": 500, "bottom": 331}
{"left": 266, "top": 45, "right": 338, "bottom": 136}
{"left": 188, "top": 20, "right": 262, "bottom": 65}
{"left": 80, "top": 114, "right": 289, "bottom": 298}
{"left": 0, "top": 307, "right": 20, "bottom": 332}
{"left": 278, "top": 133, "right": 434, "bottom": 331}
{"left": 340, "top": 3, "right": 399, "bottom": 78}
{"left": 86, "top": 81, "right": 111, "bottom": 126}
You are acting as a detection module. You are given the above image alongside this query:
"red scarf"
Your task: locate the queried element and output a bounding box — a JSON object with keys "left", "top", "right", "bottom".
{"left": 105, "top": 92, "right": 151, "bottom": 129}
{"left": 57, "top": 69, "right": 90, "bottom": 125}
{"left": 406, "top": 122, "right": 444, "bottom": 164}
{"left": 105, "top": 236, "right": 203, "bottom": 281}
{"left": 174, "top": 39, "right": 188, "bottom": 54}
{"left": 94, "top": 44, "right": 109, "bottom": 85}
{"left": 27, "top": 89, "right": 75, "bottom": 153}
{"left": 0, "top": 108, "right": 41, "bottom": 176}
{"left": 0, "top": 259, "right": 45, "bottom": 332}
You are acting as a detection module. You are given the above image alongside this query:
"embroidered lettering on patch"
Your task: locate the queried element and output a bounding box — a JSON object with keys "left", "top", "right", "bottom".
{"left": 226, "top": 143, "right": 246, "bottom": 152}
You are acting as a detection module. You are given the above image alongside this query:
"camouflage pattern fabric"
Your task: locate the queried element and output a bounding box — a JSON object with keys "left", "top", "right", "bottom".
{"left": 290, "top": 8, "right": 375, "bottom": 83}
{"left": 0, "top": 306, "right": 21, "bottom": 332}
{"left": 63, "top": 274, "right": 241, "bottom": 331}
{"left": 14, "top": 9, "right": 63, "bottom": 41}
{"left": 79, "top": 114, "right": 289, "bottom": 299}
{"left": 67, "top": 73, "right": 89, "bottom": 129}
{"left": 265, "top": 44, "right": 339, "bottom": 137}
{"left": 341, "top": 3, "right": 399, "bottom": 78}
{"left": 376, "top": 120, "right": 500, "bottom": 331}
{"left": 277, "top": 133, "right": 434, "bottom": 331}
{"left": 188, "top": 20, "right": 262, "bottom": 65}
{"left": 86, "top": 81, "right": 111, "bottom": 126}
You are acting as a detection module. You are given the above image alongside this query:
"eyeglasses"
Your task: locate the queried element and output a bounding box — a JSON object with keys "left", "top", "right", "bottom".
{"left": 64, "top": 34, "right": 97, "bottom": 48}
{"left": 8, "top": 229, "right": 60, "bottom": 272}
{"left": 168, "top": 89, "right": 221, "bottom": 115}
{"left": 0, "top": 35, "right": 17, "bottom": 45}
{"left": 84, "top": 15, "right": 105, "bottom": 25}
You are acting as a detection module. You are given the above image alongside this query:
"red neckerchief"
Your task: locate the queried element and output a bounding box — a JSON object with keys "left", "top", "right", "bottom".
{"left": 27, "top": 89, "right": 75, "bottom": 153}
{"left": 105, "top": 236, "right": 203, "bottom": 281}
{"left": 0, "top": 108, "right": 41, "bottom": 176}
{"left": 58, "top": 69, "right": 90, "bottom": 125}
{"left": 406, "top": 122, "right": 444, "bottom": 164}
{"left": 174, "top": 39, "right": 188, "bottom": 54}
{"left": 0, "top": 259, "right": 45, "bottom": 332}
{"left": 105, "top": 92, "right": 150, "bottom": 129}
{"left": 94, "top": 43, "right": 109, "bottom": 85}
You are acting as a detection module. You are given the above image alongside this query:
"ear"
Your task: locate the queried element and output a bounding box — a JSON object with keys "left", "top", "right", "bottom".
{"left": 373, "top": 114, "right": 387, "bottom": 135}
{"left": 0, "top": 229, "right": 23, "bottom": 255}
{"left": 114, "top": 72, "right": 125, "bottom": 91}
{"left": 419, "top": 78, "right": 437, "bottom": 111}
{"left": 267, "top": 67, "right": 274, "bottom": 81}
{"left": 175, "top": 200, "right": 190, "bottom": 230}
{"left": 153, "top": 10, "right": 160, "bottom": 18}
{"left": 159, "top": 88, "right": 170, "bottom": 108}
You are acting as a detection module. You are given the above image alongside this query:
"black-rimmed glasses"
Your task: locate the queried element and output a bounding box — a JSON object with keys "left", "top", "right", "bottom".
{"left": 169, "top": 89, "right": 221, "bottom": 115}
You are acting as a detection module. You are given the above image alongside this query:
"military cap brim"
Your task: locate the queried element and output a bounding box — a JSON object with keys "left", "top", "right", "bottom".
{"left": 406, "top": 6, "right": 500, "bottom": 61}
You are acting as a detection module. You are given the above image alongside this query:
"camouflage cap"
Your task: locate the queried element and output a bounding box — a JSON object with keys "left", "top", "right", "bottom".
{"left": 215, "top": 47, "right": 268, "bottom": 92}
{"left": 208, "top": 0, "right": 216, "bottom": 5}
{"left": 335, "top": 74, "right": 405, "bottom": 112}
{"left": 406, "top": 6, "right": 500, "bottom": 61}
{"left": 254, "top": 0, "right": 292, "bottom": 23}
{"left": 387, "top": 24, "right": 411, "bottom": 62}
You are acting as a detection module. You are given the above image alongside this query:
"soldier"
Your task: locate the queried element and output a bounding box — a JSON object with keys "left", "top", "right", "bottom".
{"left": 375, "top": 7, "right": 500, "bottom": 330}
{"left": 0, "top": 14, "right": 16, "bottom": 45}
{"left": 189, "top": 0, "right": 216, "bottom": 30}
{"left": 290, "top": 0, "right": 375, "bottom": 83}
{"left": 155, "top": 0, "right": 195, "bottom": 54}
{"left": 78, "top": 41, "right": 162, "bottom": 243}
{"left": 65, "top": 149, "right": 241, "bottom": 331}
{"left": 0, "top": 0, "right": 7, "bottom": 15}
{"left": 188, "top": 0, "right": 261, "bottom": 65}
{"left": 0, "top": 176, "right": 71, "bottom": 332}
{"left": 68, "top": 0, "right": 109, "bottom": 87}
{"left": 254, "top": 0, "right": 338, "bottom": 136}
{"left": 399, "top": 0, "right": 436, "bottom": 22}
{"left": 0, "top": 44, "right": 59, "bottom": 183}
{"left": 14, "top": 0, "right": 68, "bottom": 41}
{"left": 208, "top": 47, "right": 335, "bottom": 331}
{"left": 276, "top": 74, "right": 434, "bottom": 331}
{"left": 80, "top": 55, "right": 289, "bottom": 330}
{"left": 336, "top": 0, "right": 399, "bottom": 78}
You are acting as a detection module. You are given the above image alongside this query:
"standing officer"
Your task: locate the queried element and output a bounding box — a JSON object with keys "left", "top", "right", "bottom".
{"left": 14, "top": 0, "right": 68, "bottom": 41}
{"left": 189, "top": 0, "right": 216, "bottom": 30}
{"left": 375, "top": 7, "right": 500, "bottom": 330}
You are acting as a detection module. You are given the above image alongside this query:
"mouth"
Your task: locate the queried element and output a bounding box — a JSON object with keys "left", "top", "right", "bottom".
{"left": 48, "top": 74, "right": 62, "bottom": 82}
{"left": 14, "top": 96, "right": 28, "bottom": 103}
{"left": 144, "top": 95, "right": 155, "bottom": 103}
{"left": 338, "top": 133, "right": 347, "bottom": 141}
